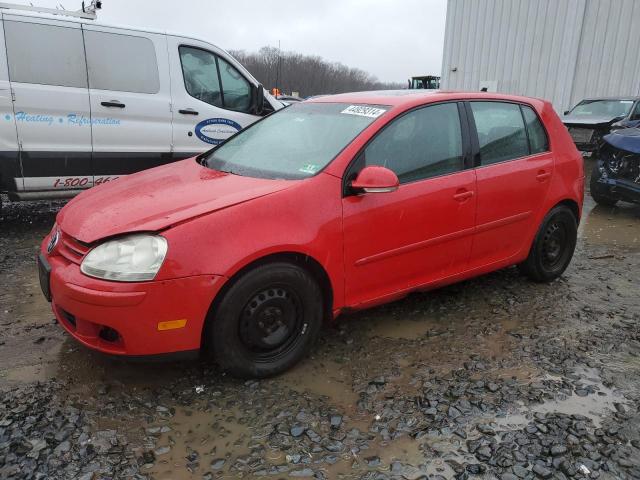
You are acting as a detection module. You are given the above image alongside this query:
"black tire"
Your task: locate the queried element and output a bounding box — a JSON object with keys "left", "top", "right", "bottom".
{"left": 209, "top": 262, "right": 323, "bottom": 378}
{"left": 590, "top": 164, "right": 618, "bottom": 207}
{"left": 518, "top": 205, "right": 577, "bottom": 283}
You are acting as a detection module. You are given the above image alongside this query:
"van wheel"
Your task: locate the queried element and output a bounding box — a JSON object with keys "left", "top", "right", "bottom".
{"left": 209, "top": 262, "right": 323, "bottom": 378}
{"left": 590, "top": 164, "right": 618, "bottom": 207}
{"left": 518, "top": 205, "right": 577, "bottom": 283}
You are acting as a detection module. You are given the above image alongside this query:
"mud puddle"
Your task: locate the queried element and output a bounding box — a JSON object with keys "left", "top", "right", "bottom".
{"left": 490, "top": 367, "right": 626, "bottom": 430}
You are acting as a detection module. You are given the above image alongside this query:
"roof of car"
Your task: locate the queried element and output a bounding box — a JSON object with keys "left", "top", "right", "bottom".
{"left": 307, "top": 90, "right": 548, "bottom": 109}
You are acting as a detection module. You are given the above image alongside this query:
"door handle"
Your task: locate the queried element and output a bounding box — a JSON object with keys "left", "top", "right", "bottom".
{"left": 179, "top": 108, "right": 199, "bottom": 115}
{"left": 101, "top": 101, "right": 125, "bottom": 108}
{"left": 453, "top": 190, "right": 474, "bottom": 201}
{"left": 536, "top": 170, "right": 552, "bottom": 182}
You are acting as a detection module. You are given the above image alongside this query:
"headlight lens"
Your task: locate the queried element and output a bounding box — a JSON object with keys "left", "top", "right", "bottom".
{"left": 80, "top": 234, "right": 168, "bottom": 282}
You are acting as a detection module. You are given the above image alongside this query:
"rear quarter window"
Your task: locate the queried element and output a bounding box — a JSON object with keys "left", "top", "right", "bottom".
{"left": 521, "top": 105, "right": 549, "bottom": 154}
{"left": 4, "top": 21, "right": 87, "bottom": 88}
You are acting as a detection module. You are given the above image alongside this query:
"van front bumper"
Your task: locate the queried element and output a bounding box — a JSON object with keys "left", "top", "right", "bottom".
{"left": 39, "top": 239, "right": 226, "bottom": 357}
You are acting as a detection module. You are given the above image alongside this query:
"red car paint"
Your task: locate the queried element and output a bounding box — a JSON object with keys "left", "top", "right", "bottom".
{"left": 40, "top": 91, "right": 584, "bottom": 357}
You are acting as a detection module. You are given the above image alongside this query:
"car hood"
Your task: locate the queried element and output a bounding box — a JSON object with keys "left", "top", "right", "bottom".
{"left": 603, "top": 127, "right": 640, "bottom": 154}
{"left": 58, "top": 158, "right": 295, "bottom": 243}
{"left": 562, "top": 115, "right": 619, "bottom": 127}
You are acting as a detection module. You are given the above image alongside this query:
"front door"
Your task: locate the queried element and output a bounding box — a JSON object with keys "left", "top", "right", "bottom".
{"left": 466, "top": 101, "right": 554, "bottom": 268}
{"left": 342, "top": 102, "right": 476, "bottom": 307}
{"left": 4, "top": 15, "right": 92, "bottom": 193}
{"left": 83, "top": 25, "right": 172, "bottom": 178}
{"left": 167, "top": 37, "right": 259, "bottom": 156}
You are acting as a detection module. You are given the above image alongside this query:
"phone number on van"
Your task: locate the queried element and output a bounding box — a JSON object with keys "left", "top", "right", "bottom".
{"left": 52, "top": 176, "right": 120, "bottom": 188}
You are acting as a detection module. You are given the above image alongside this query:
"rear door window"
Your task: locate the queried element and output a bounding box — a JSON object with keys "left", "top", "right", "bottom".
{"left": 470, "top": 102, "right": 529, "bottom": 165}
{"left": 84, "top": 31, "right": 160, "bottom": 94}
{"left": 4, "top": 20, "right": 87, "bottom": 88}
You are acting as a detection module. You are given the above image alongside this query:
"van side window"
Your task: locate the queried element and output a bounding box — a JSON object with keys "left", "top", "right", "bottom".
{"left": 631, "top": 102, "right": 640, "bottom": 121}
{"left": 363, "top": 103, "right": 464, "bottom": 184}
{"left": 521, "top": 105, "right": 549, "bottom": 154}
{"left": 179, "top": 46, "right": 223, "bottom": 108}
{"left": 84, "top": 31, "right": 160, "bottom": 94}
{"left": 4, "top": 21, "right": 87, "bottom": 88}
{"left": 217, "top": 57, "right": 251, "bottom": 113}
{"left": 470, "top": 101, "right": 529, "bottom": 165}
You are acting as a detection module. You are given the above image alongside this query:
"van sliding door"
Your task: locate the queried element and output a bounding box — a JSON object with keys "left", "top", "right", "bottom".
{"left": 4, "top": 15, "right": 92, "bottom": 194}
{"left": 83, "top": 25, "right": 172, "bottom": 177}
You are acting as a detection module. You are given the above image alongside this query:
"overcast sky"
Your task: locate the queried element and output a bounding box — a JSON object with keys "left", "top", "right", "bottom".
{"left": 10, "top": 0, "right": 447, "bottom": 83}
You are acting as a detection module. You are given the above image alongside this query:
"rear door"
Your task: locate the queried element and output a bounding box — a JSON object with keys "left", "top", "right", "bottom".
{"left": 4, "top": 14, "right": 92, "bottom": 193}
{"left": 466, "top": 101, "right": 553, "bottom": 269}
{"left": 0, "top": 16, "right": 19, "bottom": 194}
{"left": 83, "top": 25, "right": 172, "bottom": 178}
{"left": 167, "top": 36, "right": 259, "bottom": 156}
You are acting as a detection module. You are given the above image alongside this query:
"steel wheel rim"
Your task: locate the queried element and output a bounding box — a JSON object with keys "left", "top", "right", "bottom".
{"left": 238, "top": 285, "right": 303, "bottom": 362}
{"left": 541, "top": 221, "right": 568, "bottom": 269}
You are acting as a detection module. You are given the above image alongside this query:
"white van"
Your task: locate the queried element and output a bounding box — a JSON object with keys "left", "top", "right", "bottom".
{"left": 0, "top": 4, "right": 282, "bottom": 208}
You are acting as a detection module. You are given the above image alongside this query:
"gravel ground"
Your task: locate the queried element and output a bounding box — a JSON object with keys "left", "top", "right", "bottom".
{"left": 1, "top": 164, "right": 640, "bottom": 480}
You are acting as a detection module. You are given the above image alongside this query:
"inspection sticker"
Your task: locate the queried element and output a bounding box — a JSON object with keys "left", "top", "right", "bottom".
{"left": 341, "top": 105, "right": 387, "bottom": 118}
{"left": 299, "top": 164, "right": 321, "bottom": 174}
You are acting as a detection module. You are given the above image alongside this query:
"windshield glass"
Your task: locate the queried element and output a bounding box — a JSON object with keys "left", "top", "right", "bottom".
{"left": 570, "top": 99, "right": 634, "bottom": 118}
{"left": 204, "top": 102, "right": 388, "bottom": 179}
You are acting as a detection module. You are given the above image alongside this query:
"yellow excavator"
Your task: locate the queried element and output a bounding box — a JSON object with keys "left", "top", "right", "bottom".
{"left": 408, "top": 75, "right": 441, "bottom": 90}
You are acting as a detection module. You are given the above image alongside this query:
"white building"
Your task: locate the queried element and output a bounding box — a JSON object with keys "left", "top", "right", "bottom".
{"left": 440, "top": 0, "right": 640, "bottom": 112}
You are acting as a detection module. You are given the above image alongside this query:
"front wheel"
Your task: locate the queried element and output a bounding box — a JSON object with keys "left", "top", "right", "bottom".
{"left": 209, "top": 262, "right": 323, "bottom": 378}
{"left": 518, "top": 205, "right": 577, "bottom": 283}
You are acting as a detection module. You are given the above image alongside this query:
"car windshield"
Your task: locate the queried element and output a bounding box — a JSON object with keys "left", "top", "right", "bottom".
{"left": 204, "top": 102, "right": 388, "bottom": 179}
{"left": 570, "top": 99, "right": 634, "bottom": 118}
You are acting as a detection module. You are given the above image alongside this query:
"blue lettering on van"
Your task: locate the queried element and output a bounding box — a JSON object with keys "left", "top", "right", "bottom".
{"left": 68, "top": 114, "right": 121, "bottom": 126}
{"left": 9, "top": 112, "right": 120, "bottom": 126}
{"left": 15, "top": 111, "right": 55, "bottom": 125}
{"left": 195, "top": 118, "right": 242, "bottom": 145}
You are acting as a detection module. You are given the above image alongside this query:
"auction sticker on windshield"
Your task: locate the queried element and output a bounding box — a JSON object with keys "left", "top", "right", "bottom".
{"left": 341, "top": 105, "right": 387, "bottom": 118}
{"left": 298, "top": 164, "right": 321, "bottom": 174}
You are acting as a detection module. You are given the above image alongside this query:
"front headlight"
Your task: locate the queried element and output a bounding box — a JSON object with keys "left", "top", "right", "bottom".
{"left": 80, "top": 234, "right": 168, "bottom": 282}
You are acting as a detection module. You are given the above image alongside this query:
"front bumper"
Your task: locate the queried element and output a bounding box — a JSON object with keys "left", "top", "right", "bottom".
{"left": 39, "top": 236, "right": 226, "bottom": 356}
{"left": 598, "top": 176, "right": 640, "bottom": 203}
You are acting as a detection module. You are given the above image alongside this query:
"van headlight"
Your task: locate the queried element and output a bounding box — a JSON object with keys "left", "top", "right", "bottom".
{"left": 81, "top": 234, "right": 168, "bottom": 282}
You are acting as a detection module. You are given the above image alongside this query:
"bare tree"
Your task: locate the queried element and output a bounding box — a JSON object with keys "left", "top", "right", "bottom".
{"left": 230, "top": 47, "right": 405, "bottom": 98}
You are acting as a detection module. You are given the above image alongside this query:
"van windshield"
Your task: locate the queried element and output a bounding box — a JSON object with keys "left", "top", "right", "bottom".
{"left": 204, "top": 103, "right": 388, "bottom": 179}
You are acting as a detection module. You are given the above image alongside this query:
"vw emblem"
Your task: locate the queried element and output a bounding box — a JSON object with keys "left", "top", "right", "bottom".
{"left": 47, "top": 228, "right": 60, "bottom": 254}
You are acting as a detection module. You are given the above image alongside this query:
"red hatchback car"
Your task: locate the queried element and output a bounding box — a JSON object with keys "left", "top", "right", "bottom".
{"left": 39, "top": 91, "right": 584, "bottom": 377}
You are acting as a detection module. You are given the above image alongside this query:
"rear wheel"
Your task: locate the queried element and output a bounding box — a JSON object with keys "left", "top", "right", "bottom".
{"left": 209, "top": 262, "right": 323, "bottom": 378}
{"left": 590, "top": 164, "right": 618, "bottom": 207}
{"left": 518, "top": 205, "right": 577, "bottom": 282}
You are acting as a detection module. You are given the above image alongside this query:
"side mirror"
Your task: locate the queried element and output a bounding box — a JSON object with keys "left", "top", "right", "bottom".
{"left": 251, "top": 84, "right": 265, "bottom": 116}
{"left": 350, "top": 166, "right": 399, "bottom": 194}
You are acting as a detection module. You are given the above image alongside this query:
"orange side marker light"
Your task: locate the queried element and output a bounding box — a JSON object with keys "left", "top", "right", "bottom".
{"left": 157, "top": 319, "right": 187, "bottom": 331}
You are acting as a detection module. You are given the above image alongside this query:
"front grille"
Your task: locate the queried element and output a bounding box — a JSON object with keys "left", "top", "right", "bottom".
{"left": 57, "top": 231, "right": 90, "bottom": 265}
{"left": 568, "top": 127, "right": 594, "bottom": 144}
